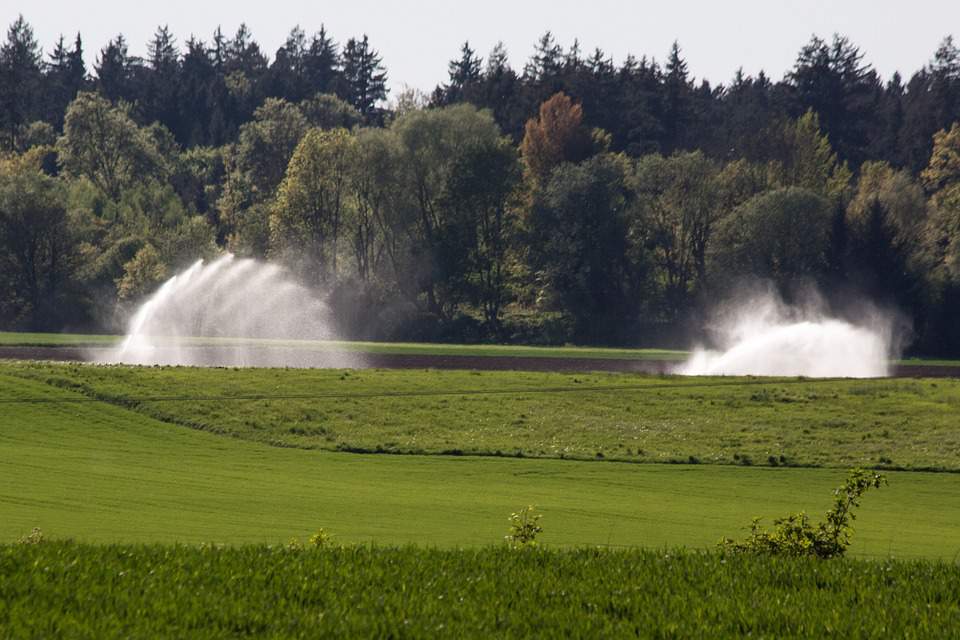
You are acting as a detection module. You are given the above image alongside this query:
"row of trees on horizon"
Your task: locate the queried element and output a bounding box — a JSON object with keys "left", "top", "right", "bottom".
{"left": 2, "top": 16, "right": 960, "bottom": 353}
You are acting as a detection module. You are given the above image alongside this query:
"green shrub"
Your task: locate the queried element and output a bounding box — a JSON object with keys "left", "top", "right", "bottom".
{"left": 505, "top": 506, "right": 543, "bottom": 549}
{"left": 287, "top": 537, "right": 304, "bottom": 550}
{"left": 308, "top": 528, "right": 333, "bottom": 549}
{"left": 16, "top": 528, "right": 44, "bottom": 545}
{"left": 720, "top": 468, "right": 885, "bottom": 559}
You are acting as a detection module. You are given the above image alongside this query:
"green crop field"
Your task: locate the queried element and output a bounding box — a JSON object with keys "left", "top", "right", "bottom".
{"left": 4, "top": 360, "right": 960, "bottom": 638}
{"left": 3, "top": 364, "right": 960, "bottom": 559}
{"left": 3, "top": 544, "right": 958, "bottom": 638}
{"left": 7, "top": 361, "right": 960, "bottom": 470}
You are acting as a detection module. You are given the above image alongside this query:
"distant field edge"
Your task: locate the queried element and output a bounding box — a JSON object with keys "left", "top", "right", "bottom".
{"left": 0, "top": 332, "right": 685, "bottom": 360}
{"left": 2, "top": 331, "right": 960, "bottom": 368}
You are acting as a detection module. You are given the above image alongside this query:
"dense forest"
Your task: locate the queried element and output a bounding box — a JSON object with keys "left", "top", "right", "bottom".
{"left": 2, "top": 15, "right": 960, "bottom": 352}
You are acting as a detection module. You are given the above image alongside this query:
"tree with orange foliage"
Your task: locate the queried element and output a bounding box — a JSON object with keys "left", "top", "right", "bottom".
{"left": 519, "top": 92, "right": 597, "bottom": 187}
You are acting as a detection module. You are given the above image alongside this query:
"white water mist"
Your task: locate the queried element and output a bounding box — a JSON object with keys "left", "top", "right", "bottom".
{"left": 101, "top": 254, "right": 356, "bottom": 367}
{"left": 677, "top": 291, "right": 893, "bottom": 378}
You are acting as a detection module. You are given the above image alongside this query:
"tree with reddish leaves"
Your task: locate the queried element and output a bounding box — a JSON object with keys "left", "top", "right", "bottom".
{"left": 520, "top": 92, "right": 596, "bottom": 187}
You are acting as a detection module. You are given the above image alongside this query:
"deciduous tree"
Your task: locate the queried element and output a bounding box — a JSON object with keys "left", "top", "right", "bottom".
{"left": 57, "top": 92, "right": 163, "bottom": 200}
{"left": 271, "top": 128, "right": 354, "bottom": 284}
{"left": 520, "top": 92, "right": 596, "bottom": 187}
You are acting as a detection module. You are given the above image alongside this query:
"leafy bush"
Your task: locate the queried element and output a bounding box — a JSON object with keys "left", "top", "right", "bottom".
{"left": 287, "top": 537, "right": 304, "bottom": 550}
{"left": 720, "top": 468, "right": 886, "bottom": 558}
{"left": 16, "top": 528, "right": 44, "bottom": 545}
{"left": 308, "top": 528, "right": 333, "bottom": 549}
{"left": 505, "top": 506, "right": 543, "bottom": 548}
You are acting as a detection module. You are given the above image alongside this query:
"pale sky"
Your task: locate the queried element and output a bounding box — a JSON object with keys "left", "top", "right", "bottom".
{"left": 4, "top": 0, "right": 959, "bottom": 97}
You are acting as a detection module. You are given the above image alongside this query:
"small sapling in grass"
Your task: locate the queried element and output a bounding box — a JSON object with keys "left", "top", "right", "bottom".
{"left": 287, "top": 537, "right": 305, "bottom": 550}
{"left": 309, "top": 528, "right": 334, "bottom": 549}
{"left": 719, "top": 468, "right": 886, "bottom": 559}
{"left": 17, "top": 528, "right": 44, "bottom": 545}
{"left": 506, "top": 505, "right": 543, "bottom": 549}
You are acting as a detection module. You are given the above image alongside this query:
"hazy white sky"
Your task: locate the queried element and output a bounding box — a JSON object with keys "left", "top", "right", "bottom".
{"left": 4, "top": 1, "right": 959, "bottom": 96}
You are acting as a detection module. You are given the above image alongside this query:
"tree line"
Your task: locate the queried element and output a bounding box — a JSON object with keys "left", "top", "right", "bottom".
{"left": 2, "top": 15, "right": 960, "bottom": 353}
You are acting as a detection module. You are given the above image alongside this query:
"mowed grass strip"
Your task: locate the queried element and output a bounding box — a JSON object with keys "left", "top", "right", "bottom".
{"left": 0, "top": 331, "right": 684, "bottom": 360}
{"left": 2, "top": 372, "right": 960, "bottom": 558}
{"left": 2, "top": 544, "right": 958, "bottom": 638}
{"left": 6, "top": 330, "right": 960, "bottom": 367}
{"left": 7, "top": 362, "right": 960, "bottom": 470}
{"left": 0, "top": 331, "right": 121, "bottom": 347}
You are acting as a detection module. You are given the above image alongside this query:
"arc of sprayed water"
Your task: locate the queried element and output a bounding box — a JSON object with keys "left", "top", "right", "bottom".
{"left": 118, "top": 255, "right": 240, "bottom": 355}
{"left": 678, "top": 317, "right": 891, "bottom": 378}
{"left": 161, "top": 254, "right": 237, "bottom": 340}
{"left": 106, "top": 253, "right": 343, "bottom": 366}
{"left": 203, "top": 259, "right": 274, "bottom": 334}
{"left": 117, "top": 259, "right": 204, "bottom": 357}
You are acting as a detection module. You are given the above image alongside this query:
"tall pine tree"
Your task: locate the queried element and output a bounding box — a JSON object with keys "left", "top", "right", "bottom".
{"left": 662, "top": 41, "right": 692, "bottom": 153}
{"left": 43, "top": 33, "right": 86, "bottom": 128}
{"left": 437, "top": 41, "right": 482, "bottom": 105}
{"left": 0, "top": 15, "right": 43, "bottom": 149}
{"left": 304, "top": 26, "right": 340, "bottom": 96}
{"left": 95, "top": 35, "right": 134, "bottom": 102}
{"left": 144, "top": 25, "right": 180, "bottom": 134}
{"left": 341, "top": 35, "right": 387, "bottom": 121}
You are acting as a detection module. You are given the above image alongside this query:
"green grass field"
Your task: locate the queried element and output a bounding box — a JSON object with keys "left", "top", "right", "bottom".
{"left": 3, "top": 544, "right": 958, "bottom": 637}
{"left": 5, "top": 330, "right": 960, "bottom": 369}
{"left": 7, "top": 362, "right": 960, "bottom": 470}
{"left": 4, "top": 357, "right": 960, "bottom": 636}
{"left": 3, "top": 365, "right": 960, "bottom": 558}
{"left": 0, "top": 331, "right": 686, "bottom": 360}
{"left": 0, "top": 331, "right": 124, "bottom": 346}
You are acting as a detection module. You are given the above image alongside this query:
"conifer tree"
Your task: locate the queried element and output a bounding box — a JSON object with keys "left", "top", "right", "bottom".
{"left": 787, "top": 34, "right": 880, "bottom": 167}
{"left": 268, "top": 26, "right": 309, "bottom": 101}
{"left": 144, "top": 25, "right": 181, "bottom": 137}
{"left": 179, "top": 37, "right": 217, "bottom": 145}
{"left": 662, "top": 41, "right": 692, "bottom": 153}
{"left": 304, "top": 26, "right": 340, "bottom": 95}
{"left": 211, "top": 27, "right": 227, "bottom": 70}
{"left": 524, "top": 31, "right": 563, "bottom": 81}
{"left": 95, "top": 35, "right": 133, "bottom": 102}
{"left": 43, "top": 33, "right": 86, "bottom": 127}
{"left": 0, "top": 15, "right": 43, "bottom": 149}
{"left": 225, "top": 23, "right": 268, "bottom": 78}
{"left": 341, "top": 35, "right": 387, "bottom": 121}
{"left": 439, "top": 41, "right": 482, "bottom": 105}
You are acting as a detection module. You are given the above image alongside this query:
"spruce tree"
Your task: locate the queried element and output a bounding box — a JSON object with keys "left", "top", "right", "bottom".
{"left": 145, "top": 25, "right": 181, "bottom": 136}
{"left": 524, "top": 31, "right": 563, "bottom": 81}
{"left": 441, "top": 41, "right": 482, "bottom": 104}
{"left": 42, "top": 33, "right": 86, "bottom": 128}
{"left": 341, "top": 35, "right": 387, "bottom": 121}
{"left": 662, "top": 41, "right": 692, "bottom": 153}
{"left": 787, "top": 34, "right": 880, "bottom": 168}
{"left": 267, "top": 26, "right": 308, "bottom": 101}
{"left": 0, "top": 15, "right": 43, "bottom": 149}
{"left": 225, "top": 23, "right": 268, "bottom": 78}
{"left": 95, "top": 35, "right": 132, "bottom": 102}
{"left": 211, "top": 26, "right": 227, "bottom": 70}
{"left": 43, "top": 35, "right": 71, "bottom": 126}
{"left": 478, "top": 42, "right": 521, "bottom": 137}
{"left": 304, "top": 26, "right": 340, "bottom": 95}
{"left": 179, "top": 37, "right": 217, "bottom": 145}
